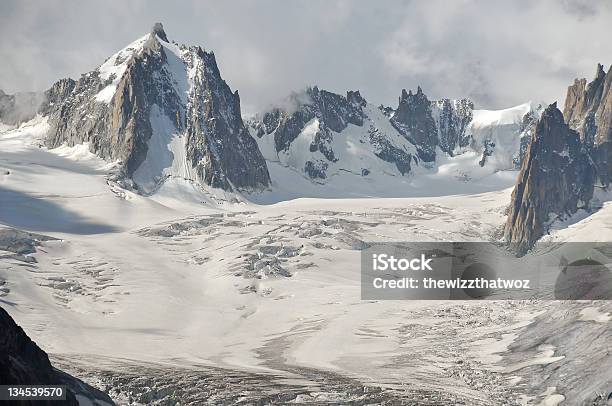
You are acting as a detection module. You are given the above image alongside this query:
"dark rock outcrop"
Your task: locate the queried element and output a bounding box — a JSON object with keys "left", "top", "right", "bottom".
{"left": 39, "top": 79, "right": 76, "bottom": 116}
{"left": 432, "top": 98, "right": 474, "bottom": 155}
{"left": 0, "top": 306, "right": 78, "bottom": 405}
{"left": 0, "top": 306, "right": 115, "bottom": 405}
{"left": 513, "top": 108, "right": 541, "bottom": 169}
{"left": 260, "top": 86, "right": 365, "bottom": 155}
{"left": 389, "top": 88, "right": 474, "bottom": 161}
{"left": 505, "top": 103, "right": 595, "bottom": 254}
{"left": 564, "top": 63, "right": 612, "bottom": 185}
{"left": 251, "top": 86, "right": 371, "bottom": 178}
{"left": 390, "top": 87, "right": 439, "bottom": 162}
{"left": 43, "top": 23, "right": 269, "bottom": 193}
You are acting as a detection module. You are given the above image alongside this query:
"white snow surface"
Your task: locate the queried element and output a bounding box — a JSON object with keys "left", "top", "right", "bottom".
{"left": 1, "top": 105, "right": 610, "bottom": 404}
{"left": 464, "top": 102, "right": 541, "bottom": 170}
{"left": 132, "top": 104, "right": 195, "bottom": 193}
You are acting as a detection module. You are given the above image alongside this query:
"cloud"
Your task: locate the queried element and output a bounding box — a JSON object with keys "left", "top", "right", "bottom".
{"left": 1, "top": 0, "right": 611, "bottom": 113}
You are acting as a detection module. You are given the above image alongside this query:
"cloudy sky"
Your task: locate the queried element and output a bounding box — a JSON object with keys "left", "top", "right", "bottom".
{"left": 1, "top": 0, "right": 611, "bottom": 114}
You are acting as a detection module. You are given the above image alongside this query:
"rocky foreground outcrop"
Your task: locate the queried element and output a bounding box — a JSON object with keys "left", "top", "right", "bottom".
{"left": 42, "top": 23, "right": 269, "bottom": 193}
{"left": 505, "top": 103, "right": 595, "bottom": 254}
{"left": 0, "top": 306, "right": 115, "bottom": 405}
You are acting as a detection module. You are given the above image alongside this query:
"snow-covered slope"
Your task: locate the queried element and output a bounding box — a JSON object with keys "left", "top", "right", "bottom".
{"left": 466, "top": 102, "right": 543, "bottom": 169}
{"left": 1, "top": 117, "right": 610, "bottom": 405}
{"left": 247, "top": 87, "right": 541, "bottom": 201}
{"left": 254, "top": 101, "right": 418, "bottom": 181}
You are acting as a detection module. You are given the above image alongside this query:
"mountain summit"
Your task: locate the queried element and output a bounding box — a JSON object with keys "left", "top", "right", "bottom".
{"left": 42, "top": 23, "right": 270, "bottom": 193}
{"left": 505, "top": 103, "right": 595, "bottom": 254}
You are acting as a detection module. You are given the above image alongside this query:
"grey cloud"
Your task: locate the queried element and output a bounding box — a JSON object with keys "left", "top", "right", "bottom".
{"left": 1, "top": 0, "right": 611, "bottom": 114}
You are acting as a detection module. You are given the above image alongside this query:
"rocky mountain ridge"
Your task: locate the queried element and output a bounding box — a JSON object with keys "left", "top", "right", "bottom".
{"left": 248, "top": 85, "right": 540, "bottom": 182}
{"left": 248, "top": 87, "right": 418, "bottom": 180}
{"left": 0, "top": 23, "right": 542, "bottom": 194}
{"left": 564, "top": 63, "right": 612, "bottom": 185}
{"left": 505, "top": 64, "right": 612, "bottom": 253}
{"left": 39, "top": 23, "right": 270, "bottom": 193}
{"left": 504, "top": 103, "right": 595, "bottom": 254}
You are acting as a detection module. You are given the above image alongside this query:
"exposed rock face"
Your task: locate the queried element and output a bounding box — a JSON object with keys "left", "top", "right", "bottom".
{"left": 0, "top": 89, "right": 45, "bottom": 126}
{"left": 0, "top": 306, "right": 79, "bottom": 405}
{"left": 514, "top": 108, "right": 541, "bottom": 168}
{"left": 432, "top": 98, "right": 474, "bottom": 155}
{"left": 43, "top": 23, "right": 269, "bottom": 193}
{"left": 39, "top": 79, "right": 76, "bottom": 116}
{"left": 250, "top": 87, "right": 367, "bottom": 179}
{"left": 505, "top": 65, "right": 612, "bottom": 253}
{"left": 0, "top": 306, "right": 115, "bottom": 405}
{"left": 505, "top": 103, "right": 595, "bottom": 254}
{"left": 248, "top": 87, "right": 418, "bottom": 180}
{"left": 257, "top": 86, "right": 365, "bottom": 155}
{"left": 390, "top": 89, "right": 475, "bottom": 161}
{"left": 390, "top": 87, "right": 439, "bottom": 162}
{"left": 564, "top": 63, "right": 612, "bottom": 184}
{"left": 249, "top": 85, "right": 538, "bottom": 183}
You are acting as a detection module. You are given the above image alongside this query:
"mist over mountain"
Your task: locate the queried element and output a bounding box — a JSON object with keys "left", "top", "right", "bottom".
{"left": 2, "top": 1, "right": 612, "bottom": 114}
{"left": 0, "top": 23, "right": 542, "bottom": 200}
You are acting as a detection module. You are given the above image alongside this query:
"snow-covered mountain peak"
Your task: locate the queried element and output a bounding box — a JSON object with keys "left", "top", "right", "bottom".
{"left": 41, "top": 24, "right": 270, "bottom": 195}
{"left": 94, "top": 34, "right": 151, "bottom": 103}
{"left": 248, "top": 85, "right": 540, "bottom": 190}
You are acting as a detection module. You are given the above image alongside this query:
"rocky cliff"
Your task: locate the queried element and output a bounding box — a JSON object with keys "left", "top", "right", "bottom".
{"left": 390, "top": 87, "right": 439, "bottom": 162}
{"left": 505, "top": 103, "right": 595, "bottom": 254}
{"left": 0, "top": 305, "right": 116, "bottom": 405}
{"left": 563, "top": 63, "right": 612, "bottom": 185}
{"left": 505, "top": 64, "right": 612, "bottom": 253}
{"left": 432, "top": 98, "right": 474, "bottom": 155}
{"left": 42, "top": 23, "right": 269, "bottom": 193}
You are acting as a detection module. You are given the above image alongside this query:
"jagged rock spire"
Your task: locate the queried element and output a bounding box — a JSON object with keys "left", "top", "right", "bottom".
{"left": 595, "top": 63, "right": 605, "bottom": 80}
{"left": 151, "top": 22, "right": 169, "bottom": 42}
{"left": 346, "top": 90, "right": 366, "bottom": 107}
{"left": 391, "top": 86, "right": 438, "bottom": 162}
{"left": 505, "top": 102, "right": 595, "bottom": 254}
{"left": 43, "top": 23, "right": 270, "bottom": 193}
{"left": 563, "top": 62, "right": 612, "bottom": 184}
